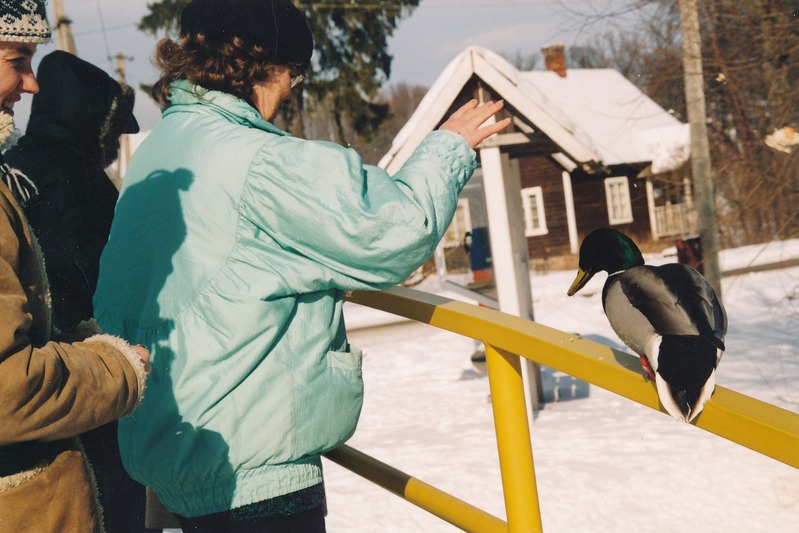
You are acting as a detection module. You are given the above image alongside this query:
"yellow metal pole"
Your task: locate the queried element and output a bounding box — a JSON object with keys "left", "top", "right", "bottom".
{"left": 325, "top": 445, "right": 507, "bottom": 532}
{"left": 485, "top": 344, "right": 543, "bottom": 533}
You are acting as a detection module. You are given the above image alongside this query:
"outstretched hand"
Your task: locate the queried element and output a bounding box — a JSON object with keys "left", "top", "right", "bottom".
{"left": 439, "top": 99, "right": 511, "bottom": 148}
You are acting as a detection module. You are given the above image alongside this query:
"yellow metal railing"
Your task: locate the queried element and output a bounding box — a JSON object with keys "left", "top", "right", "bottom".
{"left": 324, "top": 446, "right": 508, "bottom": 532}
{"left": 325, "top": 285, "right": 799, "bottom": 532}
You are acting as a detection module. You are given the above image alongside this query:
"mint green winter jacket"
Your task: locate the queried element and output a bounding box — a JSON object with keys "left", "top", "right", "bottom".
{"left": 93, "top": 81, "right": 476, "bottom": 517}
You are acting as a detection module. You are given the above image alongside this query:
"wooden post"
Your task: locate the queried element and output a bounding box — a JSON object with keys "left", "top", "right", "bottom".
{"left": 476, "top": 84, "right": 543, "bottom": 417}
{"left": 115, "top": 53, "right": 132, "bottom": 179}
{"left": 52, "top": 0, "right": 77, "bottom": 55}
{"left": 480, "top": 146, "right": 543, "bottom": 417}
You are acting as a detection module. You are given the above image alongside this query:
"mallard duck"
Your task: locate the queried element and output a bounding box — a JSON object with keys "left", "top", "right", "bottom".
{"left": 567, "top": 228, "right": 727, "bottom": 423}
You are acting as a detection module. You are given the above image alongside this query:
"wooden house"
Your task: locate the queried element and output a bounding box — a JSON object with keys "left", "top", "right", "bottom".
{"left": 379, "top": 45, "right": 696, "bottom": 274}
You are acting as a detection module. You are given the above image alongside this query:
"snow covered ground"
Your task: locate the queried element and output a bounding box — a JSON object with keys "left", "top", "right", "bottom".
{"left": 323, "top": 240, "right": 799, "bottom": 532}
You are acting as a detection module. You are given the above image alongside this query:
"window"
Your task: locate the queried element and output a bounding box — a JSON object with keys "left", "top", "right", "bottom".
{"left": 442, "top": 198, "right": 471, "bottom": 247}
{"left": 605, "top": 176, "right": 633, "bottom": 225}
{"left": 521, "top": 186, "right": 548, "bottom": 237}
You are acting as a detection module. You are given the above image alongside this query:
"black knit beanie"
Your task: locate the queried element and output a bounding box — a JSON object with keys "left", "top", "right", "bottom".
{"left": 180, "top": 0, "right": 313, "bottom": 70}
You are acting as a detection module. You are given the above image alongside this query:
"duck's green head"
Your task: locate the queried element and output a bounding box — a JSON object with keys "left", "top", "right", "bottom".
{"left": 567, "top": 228, "right": 645, "bottom": 296}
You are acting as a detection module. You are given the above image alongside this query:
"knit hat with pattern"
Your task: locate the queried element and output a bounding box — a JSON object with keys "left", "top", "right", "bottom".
{"left": 0, "top": 0, "right": 51, "bottom": 43}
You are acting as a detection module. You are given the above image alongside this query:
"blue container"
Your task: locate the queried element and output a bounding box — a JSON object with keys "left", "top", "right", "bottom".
{"left": 466, "top": 226, "right": 493, "bottom": 272}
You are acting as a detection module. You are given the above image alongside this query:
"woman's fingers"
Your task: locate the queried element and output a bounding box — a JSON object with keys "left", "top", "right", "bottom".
{"left": 479, "top": 116, "right": 512, "bottom": 139}
{"left": 470, "top": 100, "right": 505, "bottom": 126}
{"left": 439, "top": 99, "right": 510, "bottom": 148}
{"left": 449, "top": 99, "right": 479, "bottom": 120}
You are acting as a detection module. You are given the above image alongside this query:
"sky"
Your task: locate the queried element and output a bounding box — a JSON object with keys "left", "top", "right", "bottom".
{"left": 318, "top": 240, "right": 799, "bottom": 532}
{"left": 13, "top": 0, "right": 636, "bottom": 132}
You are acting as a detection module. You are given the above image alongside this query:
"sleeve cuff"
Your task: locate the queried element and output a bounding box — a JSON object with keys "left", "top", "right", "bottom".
{"left": 83, "top": 333, "right": 148, "bottom": 407}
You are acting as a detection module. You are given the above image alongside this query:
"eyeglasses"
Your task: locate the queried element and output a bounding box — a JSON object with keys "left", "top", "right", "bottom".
{"left": 290, "top": 74, "right": 304, "bottom": 89}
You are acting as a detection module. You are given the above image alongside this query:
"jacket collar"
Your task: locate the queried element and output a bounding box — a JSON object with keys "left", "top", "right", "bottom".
{"left": 163, "top": 80, "right": 289, "bottom": 136}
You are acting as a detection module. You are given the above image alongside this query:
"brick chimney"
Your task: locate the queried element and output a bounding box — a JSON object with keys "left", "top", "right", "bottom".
{"left": 542, "top": 44, "right": 567, "bottom": 77}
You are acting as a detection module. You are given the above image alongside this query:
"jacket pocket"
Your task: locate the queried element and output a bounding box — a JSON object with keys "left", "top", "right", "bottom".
{"left": 326, "top": 344, "right": 362, "bottom": 372}
{"left": 292, "top": 345, "right": 364, "bottom": 457}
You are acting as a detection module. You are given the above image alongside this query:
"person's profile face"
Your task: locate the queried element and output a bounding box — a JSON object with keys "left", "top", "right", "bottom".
{"left": 0, "top": 41, "right": 39, "bottom": 120}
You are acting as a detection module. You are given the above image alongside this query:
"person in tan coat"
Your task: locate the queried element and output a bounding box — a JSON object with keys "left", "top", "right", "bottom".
{"left": 0, "top": 1, "right": 149, "bottom": 531}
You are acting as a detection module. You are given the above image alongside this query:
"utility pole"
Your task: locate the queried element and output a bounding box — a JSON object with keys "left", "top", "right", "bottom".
{"left": 678, "top": 0, "right": 722, "bottom": 299}
{"left": 115, "top": 53, "right": 134, "bottom": 178}
{"left": 52, "top": 0, "right": 77, "bottom": 54}
{"left": 115, "top": 52, "right": 130, "bottom": 86}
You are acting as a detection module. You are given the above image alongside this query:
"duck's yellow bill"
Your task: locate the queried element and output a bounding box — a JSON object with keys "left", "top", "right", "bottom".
{"left": 567, "top": 268, "right": 592, "bottom": 296}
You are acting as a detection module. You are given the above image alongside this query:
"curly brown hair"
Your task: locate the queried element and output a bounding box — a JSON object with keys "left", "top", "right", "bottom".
{"left": 151, "top": 33, "right": 283, "bottom": 108}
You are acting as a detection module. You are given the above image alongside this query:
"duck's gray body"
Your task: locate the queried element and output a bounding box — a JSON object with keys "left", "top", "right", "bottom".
{"left": 603, "top": 264, "right": 726, "bottom": 356}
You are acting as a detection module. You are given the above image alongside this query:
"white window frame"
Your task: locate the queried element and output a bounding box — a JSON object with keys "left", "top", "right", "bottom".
{"left": 442, "top": 198, "right": 472, "bottom": 247}
{"left": 520, "top": 186, "right": 548, "bottom": 237}
{"left": 605, "top": 176, "right": 634, "bottom": 225}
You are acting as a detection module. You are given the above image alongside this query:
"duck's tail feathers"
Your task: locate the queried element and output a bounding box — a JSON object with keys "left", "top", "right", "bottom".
{"left": 654, "top": 334, "right": 719, "bottom": 423}
{"left": 655, "top": 370, "right": 716, "bottom": 423}
{"left": 709, "top": 335, "right": 725, "bottom": 352}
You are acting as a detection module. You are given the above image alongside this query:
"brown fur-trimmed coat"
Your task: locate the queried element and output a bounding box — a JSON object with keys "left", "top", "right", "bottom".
{"left": 0, "top": 181, "right": 147, "bottom": 532}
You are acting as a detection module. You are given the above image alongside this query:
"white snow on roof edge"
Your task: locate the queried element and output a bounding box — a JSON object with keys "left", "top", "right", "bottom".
{"left": 640, "top": 123, "right": 691, "bottom": 174}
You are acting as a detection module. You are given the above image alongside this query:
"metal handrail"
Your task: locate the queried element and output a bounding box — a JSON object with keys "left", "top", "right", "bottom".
{"left": 326, "top": 285, "right": 799, "bottom": 532}
{"left": 324, "top": 445, "right": 508, "bottom": 532}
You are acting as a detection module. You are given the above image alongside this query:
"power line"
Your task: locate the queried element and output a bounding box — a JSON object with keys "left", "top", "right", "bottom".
{"left": 95, "top": 0, "right": 114, "bottom": 72}
{"left": 73, "top": 22, "right": 137, "bottom": 37}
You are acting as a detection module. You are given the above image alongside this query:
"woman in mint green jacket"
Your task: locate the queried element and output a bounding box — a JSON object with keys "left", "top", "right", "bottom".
{"left": 93, "top": 0, "right": 510, "bottom": 530}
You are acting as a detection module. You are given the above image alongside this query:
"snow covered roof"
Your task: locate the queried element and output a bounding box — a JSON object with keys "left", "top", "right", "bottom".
{"left": 519, "top": 69, "right": 689, "bottom": 173}
{"left": 379, "top": 46, "right": 689, "bottom": 175}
